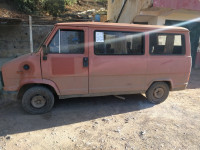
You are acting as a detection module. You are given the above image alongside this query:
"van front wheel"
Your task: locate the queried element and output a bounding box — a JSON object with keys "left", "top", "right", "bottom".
{"left": 22, "top": 86, "right": 54, "bottom": 114}
{"left": 146, "top": 82, "right": 169, "bottom": 104}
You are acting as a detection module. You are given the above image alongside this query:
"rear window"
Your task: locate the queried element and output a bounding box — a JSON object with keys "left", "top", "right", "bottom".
{"left": 94, "top": 30, "right": 145, "bottom": 55}
{"left": 149, "top": 33, "right": 185, "bottom": 55}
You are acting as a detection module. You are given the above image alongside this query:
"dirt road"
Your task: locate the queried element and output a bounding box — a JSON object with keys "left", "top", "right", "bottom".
{"left": 0, "top": 69, "right": 200, "bottom": 150}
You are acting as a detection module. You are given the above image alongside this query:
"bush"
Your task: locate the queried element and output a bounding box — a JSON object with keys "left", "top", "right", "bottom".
{"left": 44, "top": 0, "right": 65, "bottom": 17}
{"left": 13, "top": 0, "right": 107, "bottom": 17}
{"left": 65, "top": 0, "right": 77, "bottom": 5}
{"left": 95, "top": 0, "right": 107, "bottom": 7}
{"left": 13, "top": 0, "right": 66, "bottom": 17}
{"left": 95, "top": 0, "right": 107, "bottom": 3}
{"left": 14, "top": 0, "right": 42, "bottom": 13}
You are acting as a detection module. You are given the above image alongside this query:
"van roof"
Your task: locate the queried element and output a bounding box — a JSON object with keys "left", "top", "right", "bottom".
{"left": 56, "top": 22, "right": 189, "bottom": 32}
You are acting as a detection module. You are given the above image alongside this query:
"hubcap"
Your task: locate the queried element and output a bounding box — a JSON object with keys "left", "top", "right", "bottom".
{"left": 153, "top": 87, "right": 164, "bottom": 99}
{"left": 31, "top": 95, "right": 46, "bottom": 108}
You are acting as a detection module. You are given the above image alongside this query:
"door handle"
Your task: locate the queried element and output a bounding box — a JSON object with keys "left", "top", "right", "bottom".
{"left": 83, "top": 57, "right": 89, "bottom": 67}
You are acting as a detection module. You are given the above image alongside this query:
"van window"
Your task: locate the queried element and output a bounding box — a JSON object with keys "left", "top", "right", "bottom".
{"left": 48, "top": 30, "right": 84, "bottom": 54}
{"left": 94, "top": 31, "right": 144, "bottom": 55}
{"left": 149, "top": 33, "right": 185, "bottom": 55}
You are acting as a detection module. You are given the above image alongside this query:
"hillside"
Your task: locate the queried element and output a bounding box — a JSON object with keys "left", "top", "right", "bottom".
{"left": 0, "top": 0, "right": 107, "bottom": 24}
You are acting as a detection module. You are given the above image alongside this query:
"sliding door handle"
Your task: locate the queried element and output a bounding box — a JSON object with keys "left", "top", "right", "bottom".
{"left": 83, "top": 57, "right": 89, "bottom": 67}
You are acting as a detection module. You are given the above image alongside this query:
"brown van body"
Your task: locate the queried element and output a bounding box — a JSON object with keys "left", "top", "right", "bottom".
{"left": 1, "top": 22, "right": 191, "bottom": 100}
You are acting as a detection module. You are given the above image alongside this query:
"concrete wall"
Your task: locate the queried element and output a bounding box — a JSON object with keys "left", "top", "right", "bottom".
{"left": 108, "top": 0, "right": 200, "bottom": 24}
{"left": 107, "top": 0, "right": 124, "bottom": 22}
{"left": 148, "top": 16, "right": 166, "bottom": 25}
{"left": 107, "top": 0, "right": 152, "bottom": 23}
{"left": 0, "top": 24, "right": 53, "bottom": 58}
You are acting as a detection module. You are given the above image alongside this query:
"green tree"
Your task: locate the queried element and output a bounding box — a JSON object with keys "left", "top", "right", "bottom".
{"left": 14, "top": 0, "right": 42, "bottom": 13}
{"left": 44, "top": 0, "right": 65, "bottom": 17}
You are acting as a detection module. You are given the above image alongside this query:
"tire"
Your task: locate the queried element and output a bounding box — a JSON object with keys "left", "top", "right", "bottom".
{"left": 146, "top": 82, "right": 169, "bottom": 104}
{"left": 22, "top": 86, "right": 54, "bottom": 114}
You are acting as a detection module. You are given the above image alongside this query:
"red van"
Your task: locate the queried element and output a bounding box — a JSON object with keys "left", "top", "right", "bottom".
{"left": 0, "top": 22, "right": 191, "bottom": 114}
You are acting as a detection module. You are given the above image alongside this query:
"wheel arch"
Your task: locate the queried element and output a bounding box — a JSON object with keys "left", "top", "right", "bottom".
{"left": 147, "top": 80, "right": 173, "bottom": 91}
{"left": 18, "top": 79, "right": 60, "bottom": 100}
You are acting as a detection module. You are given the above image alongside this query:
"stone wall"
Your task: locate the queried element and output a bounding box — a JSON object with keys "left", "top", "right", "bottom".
{"left": 0, "top": 24, "right": 53, "bottom": 58}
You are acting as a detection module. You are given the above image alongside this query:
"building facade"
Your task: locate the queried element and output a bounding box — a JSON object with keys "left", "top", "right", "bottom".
{"left": 108, "top": 0, "right": 200, "bottom": 67}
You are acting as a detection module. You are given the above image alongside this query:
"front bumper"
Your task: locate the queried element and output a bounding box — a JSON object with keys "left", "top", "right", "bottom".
{"left": 1, "top": 90, "right": 18, "bottom": 99}
{"left": 0, "top": 71, "right": 17, "bottom": 100}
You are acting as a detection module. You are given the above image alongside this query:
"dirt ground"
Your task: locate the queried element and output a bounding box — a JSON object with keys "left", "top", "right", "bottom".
{"left": 0, "top": 69, "right": 200, "bottom": 150}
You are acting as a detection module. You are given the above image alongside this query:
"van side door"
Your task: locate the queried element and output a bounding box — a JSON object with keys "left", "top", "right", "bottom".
{"left": 89, "top": 28, "right": 147, "bottom": 94}
{"left": 41, "top": 26, "right": 89, "bottom": 95}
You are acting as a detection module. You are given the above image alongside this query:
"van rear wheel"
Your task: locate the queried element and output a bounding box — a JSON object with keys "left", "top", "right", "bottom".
{"left": 22, "top": 86, "right": 54, "bottom": 114}
{"left": 146, "top": 82, "right": 169, "bottom": 104}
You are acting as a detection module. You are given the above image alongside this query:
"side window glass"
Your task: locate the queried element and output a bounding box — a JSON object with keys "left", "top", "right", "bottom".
{"left": 150, "top": 33, "right": 185, "bottom": 55}
{"left": 49, "top": 31, "right": 59, "bottom": 53}
{"left": 48, "top": 30, "right": 84, "bottom": 54}
{"left": 94, "top": 31, "right": 144, "bottom": 55}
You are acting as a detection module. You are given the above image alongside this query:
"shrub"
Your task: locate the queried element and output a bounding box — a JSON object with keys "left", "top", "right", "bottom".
{"left": 44, "top": 0, "right": 65, "bottom": 17}
{"left": 95, "top": 0, "right": 107, "bottom": 7}
{"left": 14, "top": 0, "right": 42, "bottom": 13}
{"left": 65, "top": 0, "right": 77, "bottom": 5}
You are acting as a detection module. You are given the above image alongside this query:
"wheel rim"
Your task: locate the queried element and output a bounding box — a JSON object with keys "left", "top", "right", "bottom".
{"left": 153, "top": 87, "right": 164, "bottom": 99}
{"left": 31, "top": 95, "right": 47, "bottom": 108}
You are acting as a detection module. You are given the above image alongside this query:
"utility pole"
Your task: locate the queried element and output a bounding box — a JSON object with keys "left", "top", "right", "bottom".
{"left": 29, "top": 15, "right": 33, "bottom": 53}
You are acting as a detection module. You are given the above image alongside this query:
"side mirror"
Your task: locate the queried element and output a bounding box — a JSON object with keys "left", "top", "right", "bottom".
{"left": 42, "top": 45, "right": 48, "bottom": 60}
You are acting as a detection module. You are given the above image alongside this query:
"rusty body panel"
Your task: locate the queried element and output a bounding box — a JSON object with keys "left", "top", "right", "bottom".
{"left": 55, "top": 22, "right": 188, "bottom": 32}
{"left": 1, "top": 52, "right": 61, "bottom": 95}
{"left": 2, "top": 53, "right": 41, "bottom": 91}
{"left": 1, "top": 22, "right": 192, "bottom": 98}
